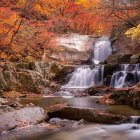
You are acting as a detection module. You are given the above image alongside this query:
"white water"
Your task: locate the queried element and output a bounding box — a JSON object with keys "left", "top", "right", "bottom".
{"left": 131, "top": 116, "right": 140, "bottom": 124}
{"left": 62, "top": 65, "right": 104, "bottom": 89}
{"left": 92, "top": 37, "right": 112, "bottom": 64}
{"left": 111, "top": 64, "right": 140, "bottom": 88}
{"left": 42, "top": 116, "right": 140, "bottom": 140}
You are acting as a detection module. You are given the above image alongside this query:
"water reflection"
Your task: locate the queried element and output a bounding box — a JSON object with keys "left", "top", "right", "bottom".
{"left": 20, "top": 97, "right": 105, "bottom": 110}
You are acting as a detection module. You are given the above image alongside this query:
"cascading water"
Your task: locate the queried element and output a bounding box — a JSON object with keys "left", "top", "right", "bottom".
{"left": 92, "top": 37, "right": 112, "bottom": 64}
{"left": 111, "top": 64, "right": 140, "bottom": 88}
{"left": 61, "top": 36, "right": 113, "bottom": 90}
{"left": 62, "top": 65, "right": 104, "bottom": 89}
{"left": 131, "top": 116, "right": 140, "bottom": 124}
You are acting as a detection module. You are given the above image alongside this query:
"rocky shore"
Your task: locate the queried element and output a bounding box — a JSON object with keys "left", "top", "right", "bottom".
{"left": 0, "top": 52, "right": 140, "bottom": 135}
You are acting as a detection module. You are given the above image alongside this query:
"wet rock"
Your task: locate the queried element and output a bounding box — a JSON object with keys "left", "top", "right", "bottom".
{"left": 107, "top": 54, "right": 132, "bottom": 64}
{"left": 86, "top": 86, "right": 111, "bottom": 96}
{"left": 0, "top": 107, "right": 47, "bottom": 133}
{"left": 53, "top": 65, "right": 75, "bottom": 84}
{"left": 128, "top": 87, "right": 140, "bottom": 109}
{"left": 131, "top": 126, "right": 139, "bottom": 130}
{"left": 46, "top": 103, "right": 68, "bottom": 113}
{"left": 100, "top": 94, "right": 115, "bottom": 105}
{"left": 107, "top": 88, "right": 130, "bottom": 105}
{"left": 111, "top": 88, "right": 130, "bottom": 95}
{"left": 130, "top": 53, "right": 140, "bottom": 64}
{"left": 104, "top": 64, "right": 119, "bottom": 85}
{"left": 102, "top": 86, "right": 140, "bottom": 109}
{"left": 49, "top": 107, "right": 126, "bottom": 124}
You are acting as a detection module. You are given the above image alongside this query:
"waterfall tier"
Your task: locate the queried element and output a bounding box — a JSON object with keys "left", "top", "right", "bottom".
{"left": 111, "top": 64, "right": 140, "bottom": 88}
{"left": 62, "top": 65, "right": 104, "bottom": 89}
{"left": 92, "top": 37, "right": 112, "bottom": 64}
{"left": 131, "top": 116, "right": 140, "bottom": 124}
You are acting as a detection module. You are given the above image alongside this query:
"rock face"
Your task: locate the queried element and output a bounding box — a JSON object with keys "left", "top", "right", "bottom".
{"left": 49, "top": 107, "right": 126, "bottom": 124}
{"left": 0, "top": 69, "right": 7, "bottom": 93}
{"left": 107, "top": 54, "right": 132, "bottom": 64}
{"left": 0, "top": 106, "right": 47, "bottom": 133}
{"left": 109, "top": 88, "right": 130, "bottom": 105}
{"left": 130, "top": 53, "right": 140, "bottom": 64}
{"left": 0, "top": 62, "right": 74, "bottom": 94}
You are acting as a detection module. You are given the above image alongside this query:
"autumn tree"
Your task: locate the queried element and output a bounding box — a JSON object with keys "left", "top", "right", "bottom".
{"left": 125, "top": 24, "right": 140, "bottom": 40}
{"left": 100, "top": 0, "right": 140, "bottom": 35}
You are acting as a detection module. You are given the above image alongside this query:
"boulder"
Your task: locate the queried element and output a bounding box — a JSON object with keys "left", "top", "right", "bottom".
{"left": 130, "top": 53, "right": 140, "bottom": 64}
{"left": 49, "top": 107, "right": 127, "bottom": 124}
{"left": 17, "top": 69, "right": 50, "bottom": 93}
{"left": 52, "top": 65, "right": 75, "bottom": 84}
{"left": 107, "top": 88, "right": 130, "bottom": 105}
{"left": 102, "top": 86, "right": 140, "bottom": 109}
{"left": 86, "top": 86, "right": 111, "bottom": 96}
{"left": 0, "top": 107, "right": 47, "bottom": 133}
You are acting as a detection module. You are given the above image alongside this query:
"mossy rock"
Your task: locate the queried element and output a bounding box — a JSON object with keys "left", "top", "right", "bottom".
{"left": 24, "top": 56, "right": 35, "bottom": 63}
{"left": 48, "top": 63, "right": 62, "bottom": 80}
{"left": 107, "top": 54, "right": 132, "bottom": 64}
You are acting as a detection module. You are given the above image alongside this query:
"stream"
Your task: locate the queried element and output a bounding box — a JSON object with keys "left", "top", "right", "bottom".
{"left": 1, "top": 97, "right": 140, "bottom": 140}
{"left": 0, "top": 37, "right": 140, "bottom": 140}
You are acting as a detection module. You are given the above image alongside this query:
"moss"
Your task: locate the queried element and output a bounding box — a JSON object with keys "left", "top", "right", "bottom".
{"left": 24, "top": 56, "right": 35, "bottom": 62}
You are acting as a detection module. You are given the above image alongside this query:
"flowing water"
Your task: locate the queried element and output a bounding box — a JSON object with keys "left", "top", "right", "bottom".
{"left": 2, "top": 122, "right": 140, "bottom": 140}
{"left": 1, "top": 97, "right": 140, "bottom": 140}
{"left": 110, "top": 64, "right": 140, "bottom": 88}
{"left": 61, "top": 36, "right": 112, "bottom": 90}
{"left": 62, "top": 65, "right": 104, "bottom": 89}
{"left": 92, "top": 37, "right": 112, "bottom": 64}
{"left": 1, "top": 36, "right": 140, "bottom": 140}
{"left": 40, "top": 120, "right": 140, "bottom": 140}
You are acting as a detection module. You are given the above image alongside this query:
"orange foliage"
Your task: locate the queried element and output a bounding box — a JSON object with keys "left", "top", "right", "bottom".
{"left": 0, "top": 0, "right": 140, "bottom": 61}
{"left": 0, "top": 7, "right": 21, "bottom": 45}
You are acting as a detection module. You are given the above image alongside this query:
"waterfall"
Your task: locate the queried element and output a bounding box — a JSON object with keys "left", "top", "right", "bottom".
{"left": 92, "top": 37, "right": 112, "bottom": 64}
{"left": 131, "top": 116, "right": 140, "bottom": 124}
{"left": 62, "top": 65, "right": 104, "bottom": 89}
{"left": 110, "top": 64, "right": 140, "bottom": 88}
